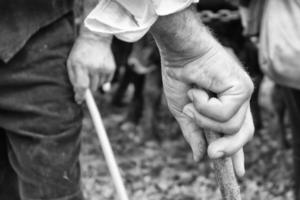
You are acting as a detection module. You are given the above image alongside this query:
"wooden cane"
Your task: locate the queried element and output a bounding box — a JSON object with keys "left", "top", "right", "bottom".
{"left": 85, "top": 89, "right": 129, "bottom": 200}
{"left": 205, "top": 130, "right": 241, "bottom": 200}
{"left": 85, "top": 88, "right": 240, "bottom": 200}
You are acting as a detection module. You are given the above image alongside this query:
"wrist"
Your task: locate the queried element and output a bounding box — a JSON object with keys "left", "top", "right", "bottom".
{"left": 150, "top": 6, "right": 220, "bottom": 66}
{"left": 79, "top": 26, "right": 113, "bottom": 44}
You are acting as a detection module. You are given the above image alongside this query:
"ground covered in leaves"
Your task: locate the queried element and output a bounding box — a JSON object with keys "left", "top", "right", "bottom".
{"left": 80, "top": 78, "right": 294, "bottom": 200}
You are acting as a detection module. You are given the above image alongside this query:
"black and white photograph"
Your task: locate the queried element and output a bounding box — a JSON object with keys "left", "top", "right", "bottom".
{"left": 0, "top": 0, "right": 299, "bottom": 199}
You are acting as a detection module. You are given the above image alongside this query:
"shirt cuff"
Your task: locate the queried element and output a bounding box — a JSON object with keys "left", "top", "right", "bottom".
{"left": 85, "top": 0, "right": 199, "bottom": 42}
{"left": 153, "top": 0, "right": 199, "bottom": 16}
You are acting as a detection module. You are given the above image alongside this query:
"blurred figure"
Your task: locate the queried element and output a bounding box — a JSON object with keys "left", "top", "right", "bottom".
{"left": 111, "top": 36, "right": 159, "bottom": 123}
{"left": 237, "top": 0, "right": 300, "bottom": 198}
{"left": 260, "top": 1, "right": 300, "bottom": 199}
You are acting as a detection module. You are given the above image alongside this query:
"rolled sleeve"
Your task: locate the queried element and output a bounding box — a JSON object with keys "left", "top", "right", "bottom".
{"left": 153, "top": 0, "right": 199, "bottom": 16}
{"left": 85, "top": 0, "right": 199, "bottom": 42}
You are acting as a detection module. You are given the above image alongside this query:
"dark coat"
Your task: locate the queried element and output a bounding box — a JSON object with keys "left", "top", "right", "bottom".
{"left": 0, "top": 0, "right": 74, "bottom": 62}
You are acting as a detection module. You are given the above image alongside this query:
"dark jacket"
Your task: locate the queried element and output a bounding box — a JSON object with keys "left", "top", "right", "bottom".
{"left": 0, "top": 0, "right": 74, "bottom": 63}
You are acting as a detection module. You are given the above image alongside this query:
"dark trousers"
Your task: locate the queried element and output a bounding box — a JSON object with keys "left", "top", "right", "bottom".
{"left": 0, "top": 13, "right": 83, "bottom": 200}
{"left": 282, "top": 87, "right": 300, "bottom": 200}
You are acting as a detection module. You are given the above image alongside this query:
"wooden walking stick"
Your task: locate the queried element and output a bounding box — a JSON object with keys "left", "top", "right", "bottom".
{"left": 205, "top": 130, "right": 241, "bottom": 200}
{"left": 85, "top": 89, "right": 129, "bottom": 200}
{"left": 85, "top": 88, "right": 240, "bottom": 200}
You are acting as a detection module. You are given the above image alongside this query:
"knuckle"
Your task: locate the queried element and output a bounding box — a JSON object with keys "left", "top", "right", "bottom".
{"left": 89, "top": 64, "right": 99, "bottom": 71}
{"left": 235, "top": 76, "right": 254, "bottom": 100}
{"left": 194, "top": 101, "right": 203, "bottom": 112}
{"left": 242, "top": 77, "right": 254, "bottom": 98}
{"left": 74, "top": 84, "right": 87, "bottom": 91}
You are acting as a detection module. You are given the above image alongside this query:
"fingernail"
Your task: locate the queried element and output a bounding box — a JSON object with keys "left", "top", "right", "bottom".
{"left": 238, "top": 168, "right": 245, "bottom": 178}
{"left": 213, "top": 151, "right": 225, "bottom": 159}
{"left": 183, "top": 108, "right": 194, "bottom": 119}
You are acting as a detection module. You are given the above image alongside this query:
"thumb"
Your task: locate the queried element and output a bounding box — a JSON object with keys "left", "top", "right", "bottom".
{"left": 176, "top": 115, "right": 207, "bottom": 161}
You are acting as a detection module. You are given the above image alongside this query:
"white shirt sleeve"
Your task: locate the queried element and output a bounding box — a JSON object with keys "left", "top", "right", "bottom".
{"left": 85, "top": 0, "right": 199, "bottom": 42}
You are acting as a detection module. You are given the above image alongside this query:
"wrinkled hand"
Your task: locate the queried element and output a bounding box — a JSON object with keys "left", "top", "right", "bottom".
{"left": 67, "top": 33, "right": 115, "bottom": 103}
{"left": 161, "top": 38, "right": 254, "bottom": 178}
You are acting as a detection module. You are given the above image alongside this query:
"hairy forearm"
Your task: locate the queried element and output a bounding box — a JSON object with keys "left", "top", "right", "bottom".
{"left": 150, "top": 6, "right": 219, "bottom": 65}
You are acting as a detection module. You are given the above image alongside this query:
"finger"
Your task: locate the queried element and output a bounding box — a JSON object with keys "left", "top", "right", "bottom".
{"left": 232, "top": 148, "right": 245, "bottom": 178}
{"left": 167, "top": 60, "right": 253, "bottom": 122}
{"left": 98, "top": 75, "right": 107, "bottom": 87}
{"left": 67, "top": 64, "right": 82, "bottom": 104}
{"left": 176, "top": 115, "right": 207, "bottom": 161}
{"left": 67, "top": 60, "right": 76, "bottom": 85}
{"left": 72, "top": 65, "right": 89, "bottom": 104}
{"left": 183, "top": 103, "right": 248, "bottom": 134}
{"left": 92, "top": 67, "right": 111, "bottom": 88}
{"left": 102, "top": 73, "right": 112, "bottom": 84}
{"left": 107, "top": 72, "right": 115, "bottom": 83}
{"left": 163, "top": 67, "right": 206, "bottom": 161}
{"left": 90, "top": 74, "right": 100, "bottom": 92}
{"left": 98, "top": 71, "right": 112, "bottom": 86}
{"left": 188, "top": 88, "right": 250, "bottom": 122}
{"left": 74, "top": 88, "right": 86, "bottom": 104}
{"left": 207, "top": 108, "right": 254, "bottom": 158}
{"left": 67, "top": 60, "right": 89, "bottom": 104}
